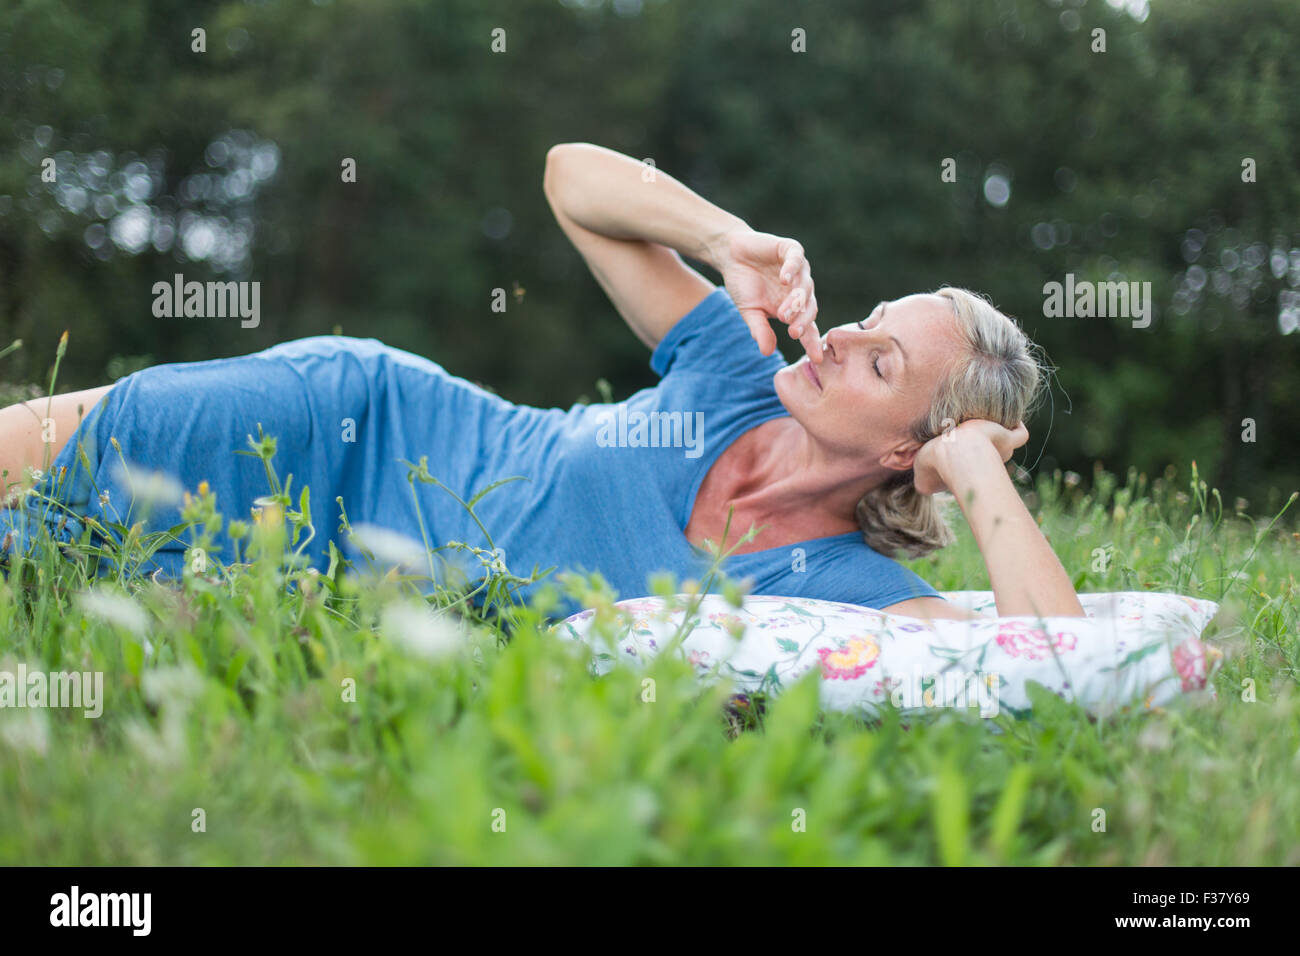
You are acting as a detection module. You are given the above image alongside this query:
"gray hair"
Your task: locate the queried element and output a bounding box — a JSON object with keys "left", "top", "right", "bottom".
{"left": 855, "top": 288, "right": 1046, "bottom": 559}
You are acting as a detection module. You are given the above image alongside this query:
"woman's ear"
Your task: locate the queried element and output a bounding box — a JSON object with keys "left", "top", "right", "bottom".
{"left": 878, "top": 439, "right": 922, "bottom": 474}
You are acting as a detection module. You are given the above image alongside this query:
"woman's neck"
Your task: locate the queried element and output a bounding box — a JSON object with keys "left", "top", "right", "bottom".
{"left": 704, "top": 417, "right": 890, "bottom": 537}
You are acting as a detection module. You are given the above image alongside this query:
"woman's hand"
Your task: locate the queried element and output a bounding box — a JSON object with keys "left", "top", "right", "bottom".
{"left": 712, "top": 229, "right": 823, "bottom": 362}
{"left": 912, "top": 419, "right": 1029, "bottom": 496}
{"left": 911, "top": 418, "right": 1083, "bottom": 618}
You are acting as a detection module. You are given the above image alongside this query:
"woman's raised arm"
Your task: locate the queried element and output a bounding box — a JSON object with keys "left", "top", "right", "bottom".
{"left": 543, "top": 143, "right": 822, "bottom": 358}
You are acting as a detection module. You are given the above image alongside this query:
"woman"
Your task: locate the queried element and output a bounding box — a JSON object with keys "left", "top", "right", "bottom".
{"left": 1, "top": 143, "right": 1083, "bottom": 620}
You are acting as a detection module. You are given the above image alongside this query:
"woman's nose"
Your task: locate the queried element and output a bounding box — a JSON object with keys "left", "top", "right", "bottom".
{"left": 824, "top": 325, "right": 858, "bottom": 358}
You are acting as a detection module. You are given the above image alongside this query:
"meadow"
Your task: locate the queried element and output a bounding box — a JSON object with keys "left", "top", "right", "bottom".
{"left": 0, "top": 382, "right": 1297, "bottom": 864}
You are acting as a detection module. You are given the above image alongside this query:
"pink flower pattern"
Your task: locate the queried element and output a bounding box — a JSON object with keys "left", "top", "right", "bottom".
{"left": 995, "top": 622, "right": 1079, "bottom": 660}
{"left": 1172, "top": 638, "right": 1222, "bottom": 691}
{"left": 817, "top": 635, "right": 881, "bottom": 680}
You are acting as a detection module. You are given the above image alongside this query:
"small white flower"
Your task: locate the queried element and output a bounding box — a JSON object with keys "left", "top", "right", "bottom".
{"left": 0, "top": 709, "right": 49, "bottom": 755}
{"left": 351, "top": 523, "right": 429, "bottom": 571}
{"left": 111, "top": 460, "right": 184, "bottom": 508}
{"left": 76, "top": 588, "right": 151, "bottom": 638}
{"left": 141, "top": 665, "right": 204, "bottom": 709}
{"left": 380, "top": 601, "right": 467, "bottom": 660}
{"left": 1136, "top": 720, "right": 1172, "bottom": 752}
{"left": 123, "top": 714, "right": 186, "bottom": 766}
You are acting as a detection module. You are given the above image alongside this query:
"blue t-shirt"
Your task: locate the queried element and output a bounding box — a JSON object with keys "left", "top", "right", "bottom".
{"left": 3, "top": 287, "right": 938, "bottom": 617}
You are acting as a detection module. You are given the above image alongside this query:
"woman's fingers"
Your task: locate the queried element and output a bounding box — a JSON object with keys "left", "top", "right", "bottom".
{"left": 796, "top": 294, "right": 822, "bottom": 362}
{"left": 780, "top": 261, "right": 814, "bottom": 322}
{"left": 951, "top": 419, "right": 1029, "bottom": 463}
{"left": 996, "top": 423, "right": 1029, "bottom": 462}
{"left": 776, "top": 286, "right": 817, "bottom": 336}
{"left": 734, "top": 234, "right": 820, "bottom": 359}
{"left": 781, "top": 286, "right": 808, "bottom": 322}
{"left": 780, "top": 261, "right": 821, "bottom": 360}
{"left": 739, "top": 307, "right": 778, "bottom": 356}
{"left": 1004, "top": 422, "right": 1029, "bottom": 455}
{"left": 778, "top": 242, "right": 805, "bottom": 284}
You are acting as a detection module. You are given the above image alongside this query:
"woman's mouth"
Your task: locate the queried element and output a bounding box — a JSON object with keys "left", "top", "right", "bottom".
{"left": 802, "top": 359, "right": 822, "bottom": 392}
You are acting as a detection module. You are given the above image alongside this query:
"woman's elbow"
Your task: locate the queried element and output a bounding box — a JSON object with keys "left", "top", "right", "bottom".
{"left": 543, "top": 143, "right": 588, "bottom": 199}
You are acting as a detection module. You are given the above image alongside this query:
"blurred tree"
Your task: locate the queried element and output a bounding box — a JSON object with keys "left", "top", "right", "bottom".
{"left": 0, "top": 0, "right": 1295, "bottom": 504}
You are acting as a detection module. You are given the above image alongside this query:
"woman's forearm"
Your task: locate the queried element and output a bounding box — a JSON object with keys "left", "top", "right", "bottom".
{"left": 543, "top": 143, "right": 748, "bottom": 270}
{"left": 939, "top": 439, "right": 1086, "bottom": 618}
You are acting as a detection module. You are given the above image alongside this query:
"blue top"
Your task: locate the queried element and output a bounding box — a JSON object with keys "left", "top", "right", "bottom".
{"left": 3, "top": 287, "right": 938, "bottom": 617}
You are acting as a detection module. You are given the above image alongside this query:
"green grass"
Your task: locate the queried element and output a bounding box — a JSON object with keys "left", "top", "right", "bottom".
{"left": 0, "top": 418, "right": 1297, "bottom": 864}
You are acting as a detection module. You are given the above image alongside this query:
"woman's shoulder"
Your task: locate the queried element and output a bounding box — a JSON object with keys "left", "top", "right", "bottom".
{"left": 772, "top": 532, "right": 939, "bottom": 605}
{"left": 797, "top": 532, "right": 921, "bottom": 568}
{"left": 253, "top": 336, "right": 461, "bottom": 381}
{"left": 650, "top": 287, "right": 788, "bottom": 385}
{"left": 736, "top": 530, "right": 927, "bottom": 582}
{"left": 257, "top": 335, "right": 389, "bottom": 359}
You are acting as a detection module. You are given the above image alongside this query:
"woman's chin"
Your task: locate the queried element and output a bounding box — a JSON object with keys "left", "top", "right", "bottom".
{"left": 777, "top": 363, "right": 816, "bottom": 403}
{"left": 773, "top": 368, "right": 811, "bottom": 420}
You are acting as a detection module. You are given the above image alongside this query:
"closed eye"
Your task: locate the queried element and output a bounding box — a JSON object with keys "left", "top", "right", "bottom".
{"left": 858, "top": 320, "right": 884, "bottom": 378}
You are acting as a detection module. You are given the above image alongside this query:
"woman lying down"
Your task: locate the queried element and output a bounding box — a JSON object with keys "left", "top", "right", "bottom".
{"left": 0, "top": 143, "right": 1084, "bottom": 622}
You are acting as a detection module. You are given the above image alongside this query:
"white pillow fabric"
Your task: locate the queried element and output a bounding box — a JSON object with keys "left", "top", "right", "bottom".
{"left": 555, "top": 591, "right": 1222, "bottom": 719}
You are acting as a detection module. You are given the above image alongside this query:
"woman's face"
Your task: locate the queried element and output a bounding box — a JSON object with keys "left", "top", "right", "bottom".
{"left": 774, "top": 293, "right": 964, "bottom": 470}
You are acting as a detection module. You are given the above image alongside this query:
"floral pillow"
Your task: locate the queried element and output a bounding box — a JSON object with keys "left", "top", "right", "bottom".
{"left": 554, "top": 591, "right": 1223, "bottom": 720}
